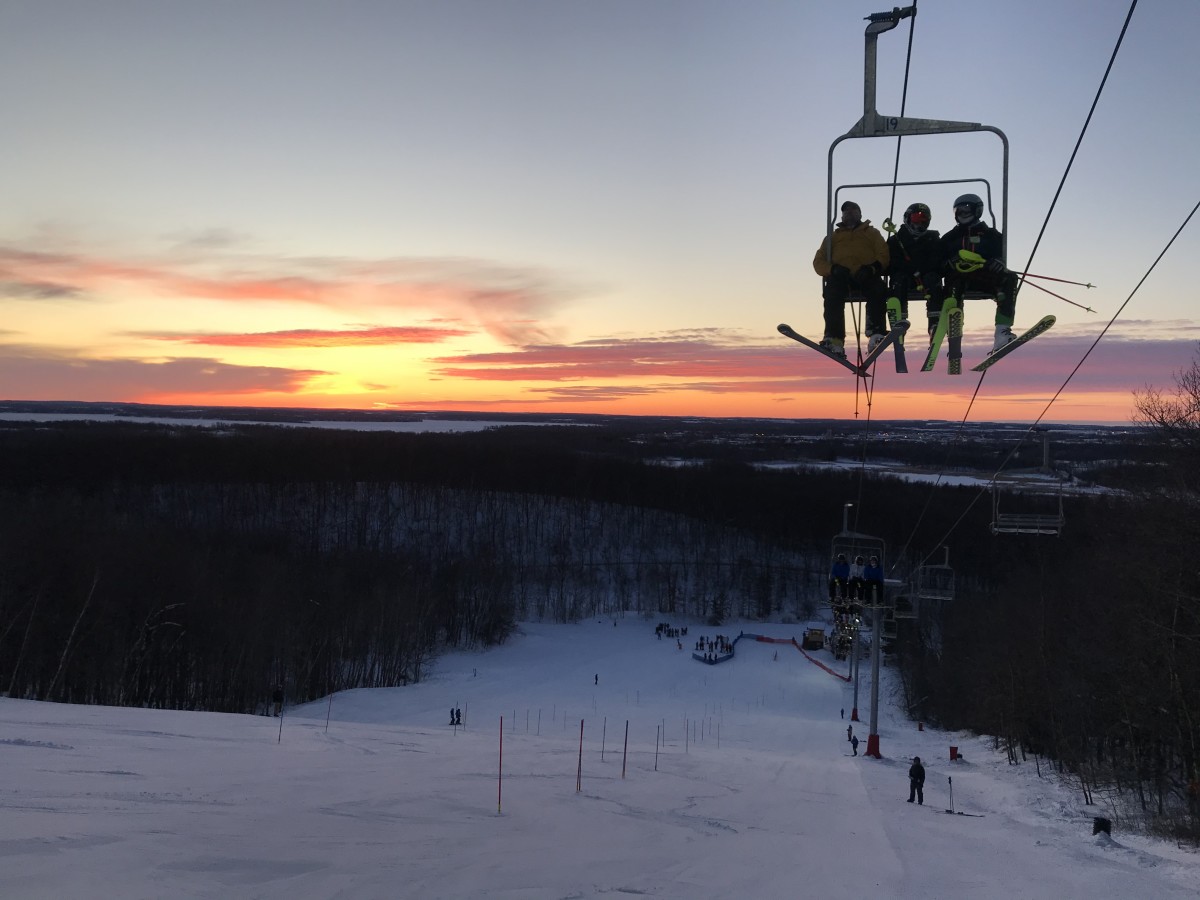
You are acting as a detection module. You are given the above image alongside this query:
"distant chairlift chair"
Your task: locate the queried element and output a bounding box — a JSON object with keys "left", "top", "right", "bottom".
{"left": 916, "top": 547, "right": 956, "bottom": 603}
{"left": 990, "top": 482, "right": 1065, "bottom": 536}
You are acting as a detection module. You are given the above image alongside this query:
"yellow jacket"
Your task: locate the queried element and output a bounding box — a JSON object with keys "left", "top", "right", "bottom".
{"left": 812, "top": 221, "right": 889, "bottom": 277}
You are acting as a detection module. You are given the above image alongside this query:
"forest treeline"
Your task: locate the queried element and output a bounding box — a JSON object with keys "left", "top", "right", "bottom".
{"left": 895, "top": 356, "right": 1200, "bottom": 843}
{"left": 0, "top": 403, "right": 1195, "bottom": 841}
{"left": 0, "top": 421, "right": 914, "bottom": 712}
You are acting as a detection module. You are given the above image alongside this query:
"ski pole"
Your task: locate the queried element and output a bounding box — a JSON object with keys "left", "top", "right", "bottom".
{"left": 1013, "top": 271, "right": 1095, "bottom": 289}
{"left": 1019, "top": 278, "right": 1097, "bottom": 312}
{"left": 956, "top": 249, "right": 1097, "bottom": 311}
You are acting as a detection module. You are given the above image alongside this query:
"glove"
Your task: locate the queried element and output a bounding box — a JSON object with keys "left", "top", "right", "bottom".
{"left": 853, "top": 265, "right": 876, "bottom": 282}
{"left": 986, "top": 258, "right": 1007, "bottom": 274}
{"left": 830, "top": 264, "right": 851, "bottom": 279}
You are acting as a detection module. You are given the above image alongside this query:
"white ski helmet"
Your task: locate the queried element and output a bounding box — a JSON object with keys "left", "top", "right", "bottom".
{"left": 953, "top": 193, "right": 984, "bottom": 225}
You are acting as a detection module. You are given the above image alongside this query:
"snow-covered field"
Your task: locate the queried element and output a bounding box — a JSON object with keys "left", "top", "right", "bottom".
{"left": 2, "top": 620, "right": 1196, "bottom": 899}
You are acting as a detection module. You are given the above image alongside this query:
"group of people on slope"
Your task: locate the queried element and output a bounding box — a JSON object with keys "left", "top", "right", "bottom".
{"left": 812, "top": 194, "right": 1019, "bottom": 359}
{"left": 828, "top": 552, "right": 884, "bottom": 603}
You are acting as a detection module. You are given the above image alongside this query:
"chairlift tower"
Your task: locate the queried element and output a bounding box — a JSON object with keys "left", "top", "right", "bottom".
{"left": 833, "top": 501, "right": 886, "bottom": 758}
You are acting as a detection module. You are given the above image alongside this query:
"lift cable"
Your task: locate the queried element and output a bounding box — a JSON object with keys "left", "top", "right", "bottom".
{"left": 885, "top": 369, "right": 987, "bottom": 579}
{"left": 923, "top": 198, "right": 1199, "bottom": 557}
{"left": 1015, "top": 0, "right": 1138, "bottom": 296}
{"left": 886, "top": 0, "right": 919, "bottom": 223}
{"left": 888, "top": 0, "right": 1138, "bottom": 574}
{"left": 847, "top": 3, "right": 918, "bottom": 470}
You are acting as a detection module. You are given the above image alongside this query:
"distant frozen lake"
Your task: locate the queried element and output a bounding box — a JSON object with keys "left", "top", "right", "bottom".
{"left": 0, "top": 413, "right": 543, "bottom": 433}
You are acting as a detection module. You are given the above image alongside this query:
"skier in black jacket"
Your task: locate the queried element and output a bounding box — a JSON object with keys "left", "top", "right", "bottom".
{"left": 908, "top": 756, "right": 926, "bottom": 804}
{"left": 887, "top": 202, "right": 945, "bottom": 342}
{"left": 940, "top": 193, "right": 1021, "bottom": 353}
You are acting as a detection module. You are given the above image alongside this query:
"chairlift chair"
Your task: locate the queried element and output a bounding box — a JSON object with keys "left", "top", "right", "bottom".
{"left": 990, "top": 482, "right": 1065, "bottom": 536}
{"left": 881, "top": 611, "right": 899, "bottom": 640}
{"left": 824, "top": 7, "right": 1011, "bottom": 331}
{"left": 831, "top": 530, "right": 887, "bottom": 609}
{"left": 892, "top": 594, "right": 918, "bottom": 619}
{"left": 916, "top": 546, "right": 956, "bottom": 601}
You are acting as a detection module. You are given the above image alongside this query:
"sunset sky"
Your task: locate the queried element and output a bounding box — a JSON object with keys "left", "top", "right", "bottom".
{"left": 2, "top": 0, "right": 1197, "bottom": 423}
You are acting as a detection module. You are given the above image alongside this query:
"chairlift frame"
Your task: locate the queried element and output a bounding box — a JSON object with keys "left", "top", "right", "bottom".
{"left": 881, "top": 609, "right": 899, "bottom": 640}
{"left": 916, "top": 546, "right": 956, "bottom": 601}
{"left": 990, "top": 431, "right": 1067, "bottom": 536}
{"left": 831, "top": 530, "right": 888, "bottom": 609}
{"left": 824, "top": 7, "right": 1011, "bottom": 307}
{"left": 990, "top": 482, "right": 1065, "bottom": 536}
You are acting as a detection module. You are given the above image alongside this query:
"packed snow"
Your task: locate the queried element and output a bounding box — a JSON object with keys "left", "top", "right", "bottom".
{"left": 2, "top": 620, "right": 1196, "bottom": 899}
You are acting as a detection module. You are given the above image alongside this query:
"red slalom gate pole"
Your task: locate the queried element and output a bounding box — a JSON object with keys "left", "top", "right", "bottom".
{"left": 576, "top": 719, "right": 584, "bottom": 792}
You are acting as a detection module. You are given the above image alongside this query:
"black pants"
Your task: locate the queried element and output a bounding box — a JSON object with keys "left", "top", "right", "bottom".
{"left": 946, "top": 270, "right": 1019, "bottom": 325}
{"left": 909, "top": 779, "right": 924, "bottom": 804}
{"left": 823, "top": 268, "right": 887, "bottom": 340}
{"left": 889, "top": 272, "right": 942, "bottom": 330}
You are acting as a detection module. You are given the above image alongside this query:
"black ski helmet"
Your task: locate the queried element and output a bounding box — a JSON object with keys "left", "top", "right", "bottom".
{"left": 953, "top": 193, "right": 984, "bottom": 225}
{"left": 903, "top": 202, "right": 931, "bottom": 235}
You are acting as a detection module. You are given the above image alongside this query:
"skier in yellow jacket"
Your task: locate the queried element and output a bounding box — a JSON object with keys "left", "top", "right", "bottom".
{"left": 812, "top": 200, "right": 889, "bottom": 359}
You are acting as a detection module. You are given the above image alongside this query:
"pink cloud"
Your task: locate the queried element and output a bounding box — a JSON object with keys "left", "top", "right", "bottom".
{"left": 429, "top": 330, "right": 1200, "bottom": 404}
{"left": 134, "top": 325, "right": 474, "bottom": 348}
{"left": 0, "top": 345, "right": 326, "bottom": 401}
{"left": 0, "top": 246, "right": 575, "bottom": 344}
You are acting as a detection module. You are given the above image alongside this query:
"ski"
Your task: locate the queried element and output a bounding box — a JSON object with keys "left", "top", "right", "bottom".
{"left": 777, "top": 323, "right": 862, "bottom": 375}
{"left": 921, "top": 296, "right": 958, "bottom": 372}
{"left": 969, "top": 315, "right": 1056, "bottom": 372}
{"left": 913, "top": 802, "right": 985, "bottom": 817}
{"left": 860, "top": 320, "right": 909, "bottom": 371}
{"left": 885, "top": 297, "right": 908, "bottom": 373}
{"left": 946, "top": 307, "right": 963, "bottom": 375}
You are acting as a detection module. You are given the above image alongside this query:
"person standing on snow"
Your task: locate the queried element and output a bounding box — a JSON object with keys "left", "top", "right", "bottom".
{"left": 887, "top": 202, "right": 945, "bottom": 341}
{"left": 908, "top": 756, "right": 926, "bottom": 804}
{"left": 813, "top": 200, "right": 890, "bottom": 359}
{"left": 940, "top": 193, "right": 1021, "bottom": 353}
{"left": 851, "top": 735, "right": 860, "bottom": 756}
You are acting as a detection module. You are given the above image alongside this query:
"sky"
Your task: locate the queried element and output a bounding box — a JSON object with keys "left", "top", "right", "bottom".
{"left": 3, "top": 619, "right": 1198, "bottom": 899}
{"left": 1, "top": 0, "right": 1198, "bottom": 423}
